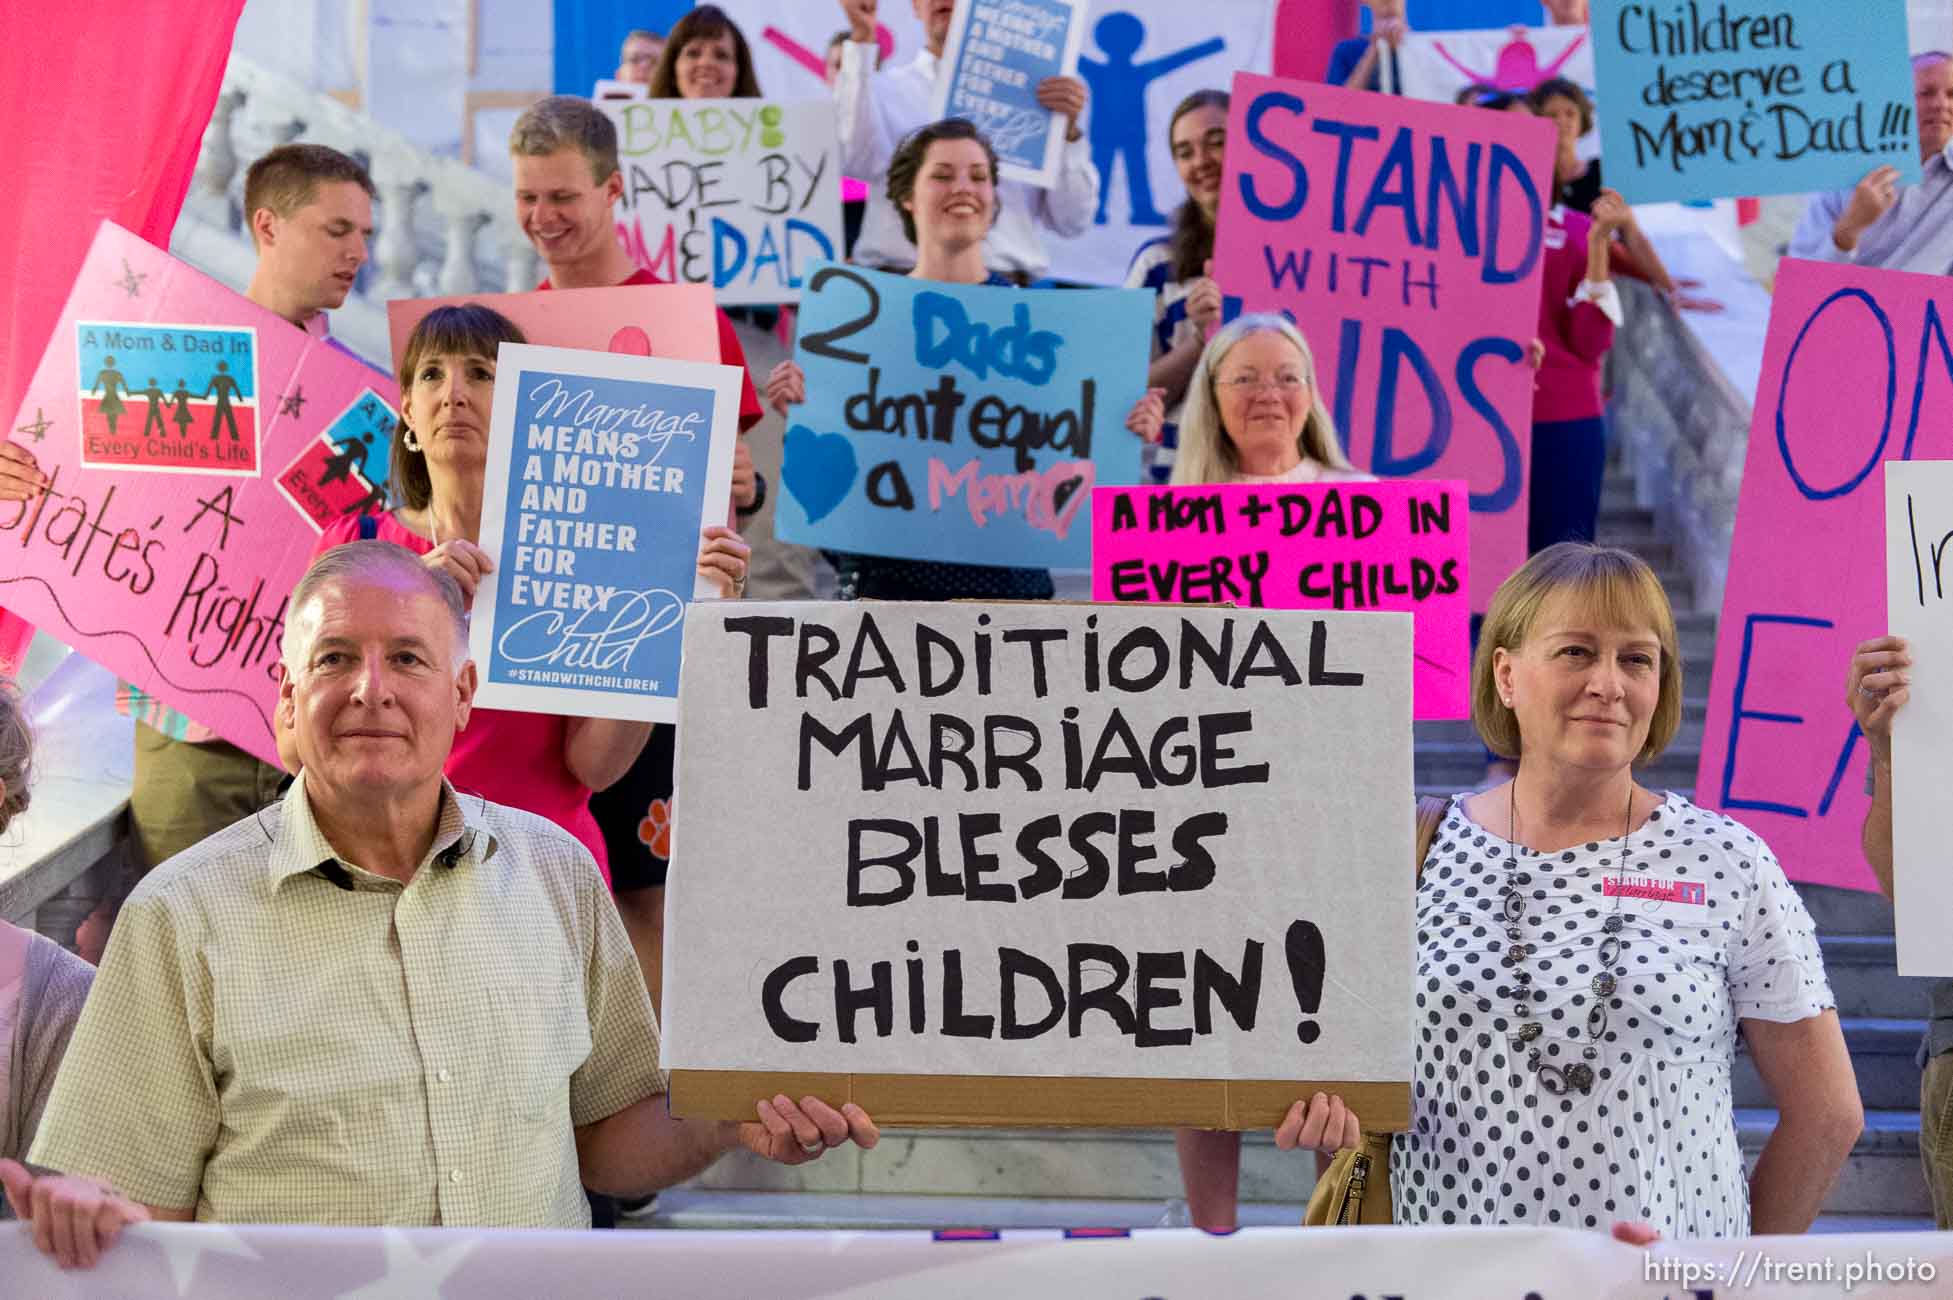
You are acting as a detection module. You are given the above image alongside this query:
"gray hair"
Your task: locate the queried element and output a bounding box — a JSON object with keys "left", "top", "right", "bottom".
{"left": 1169, "top": 313, "right": 1353, "bottom": 486}
{"left": 0, "top": 678, "right": 33, "bottom": 833}
{"left": 1917, "top": 51, "right": 1952, "bottom": 74}
{"left": 281, "top": 541, "right": 469, "bottom": 673}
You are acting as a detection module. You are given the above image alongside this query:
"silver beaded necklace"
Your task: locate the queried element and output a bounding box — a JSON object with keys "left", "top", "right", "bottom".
{"left": 1502, "top": 780, "right": 1633, "bottom": 1097}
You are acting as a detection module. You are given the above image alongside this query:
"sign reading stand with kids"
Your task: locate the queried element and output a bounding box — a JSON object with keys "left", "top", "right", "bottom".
{"left": 661, "top": 601, "right": 1414, "bottom": 1130}
{"left": 468, "top": 344, "right": 740, "bottom": 724}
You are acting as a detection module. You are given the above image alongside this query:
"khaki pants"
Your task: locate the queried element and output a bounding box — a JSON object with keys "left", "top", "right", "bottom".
{"left": 129, "top": 723, "right": 286, "bottom": 872}
{"left": 1924, "top": 1051, "right": 1953, "bottom": 1229}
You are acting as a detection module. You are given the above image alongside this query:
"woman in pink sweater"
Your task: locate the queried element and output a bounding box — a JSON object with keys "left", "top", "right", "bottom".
{"left": 1529, "top": 187, "right": 1629, "bottom": 551}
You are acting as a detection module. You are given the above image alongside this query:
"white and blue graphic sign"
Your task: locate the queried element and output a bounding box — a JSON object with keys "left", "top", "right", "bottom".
{"left": 775, "top": 261, "right": 1151, "bottom": 569}
{"left": 1590, "top": 0, "right": 1919, "bottom": 203}
{"left": 470, "top": 343, "right": 741, "bottom": 724}
{"left": 934, "top": 0, "right": 1091, "bottom": 187}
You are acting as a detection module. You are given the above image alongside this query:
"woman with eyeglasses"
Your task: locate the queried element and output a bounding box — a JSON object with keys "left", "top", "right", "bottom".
{"left": 1391, "top": 544, "right": 1857, "bottom": 1237}
{"left": 1126, "top": 314, "right": 1375, "bottom": 1230}
{"left": 1125, "top": 313, "right": 1369, "bottom": 489}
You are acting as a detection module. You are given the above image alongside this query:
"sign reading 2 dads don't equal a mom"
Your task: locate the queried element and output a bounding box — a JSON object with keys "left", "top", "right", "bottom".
{"left": 1215, "top": 72, "right": 1556, "bottom": 613}
{"left": 662, "top": 601, "right": 1414, "bottom": 1129}
{"left": 469, "top": 344, "right": 742, "bottom": 724}
{"left": 775, "top": 262, "right": 1150, "bottom": 569}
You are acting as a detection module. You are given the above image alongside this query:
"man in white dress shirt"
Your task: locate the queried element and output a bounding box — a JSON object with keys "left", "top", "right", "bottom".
{"left": 834, "top": 0, "right": 1101, "bottom": 279}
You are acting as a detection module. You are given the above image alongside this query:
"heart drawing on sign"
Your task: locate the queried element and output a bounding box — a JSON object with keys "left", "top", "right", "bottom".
{"left": 1037, "top": 459, "right": 1096, "bottom": 541}
{"left": 781, "top": 426, "right": 858, "bottom": 524}
{"left": 608, "top": 326, "right": 654, "bottom": 356}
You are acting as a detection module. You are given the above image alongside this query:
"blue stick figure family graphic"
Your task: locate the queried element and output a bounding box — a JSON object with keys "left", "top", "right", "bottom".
{"left": 1078, "top": 12, "right": 1226, "bottom": 226}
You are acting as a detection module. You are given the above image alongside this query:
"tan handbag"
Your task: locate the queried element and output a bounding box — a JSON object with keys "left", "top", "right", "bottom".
{"left": 1302, "top": 794, "right": 1450, "bottom": 1226}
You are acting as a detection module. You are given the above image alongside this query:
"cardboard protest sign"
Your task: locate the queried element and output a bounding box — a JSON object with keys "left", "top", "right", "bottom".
{"left": 274, "top": 389, "right": 396, "bottom": 532}
{"left": 1090, "top": 480, "right": 1470, "bottom": 719}
{"left": 1, "top": 221, "right": 397, "bottom": 764}
{"left": 387, "top": 283, "right": 723, "bottom": 373}
{"left": 600, "top": 98, "right": 846, "bottom": 306}
{"left": 933, "top": 0, "right": 1091, "bottom": 188}
{"left": 1589, "top": 0, "right": 1919, "bottom": 203}
{"left": 1696, "top": 258, "right": 1953, "bottom": 892}
{"left": 468, "top": 343, "right": 741, "bottom": 723}
{"left": 662, "top": 601, "right": 1415, "bottom": 1129}
{"left": 1214, "top": 72, "right": 1556, "bottom": 612}
{"left": 775, "top": 262, "right": 1150, "bottom": 569}
{"left": 1885, "top": 460, "right": 1953, "bottom": 974}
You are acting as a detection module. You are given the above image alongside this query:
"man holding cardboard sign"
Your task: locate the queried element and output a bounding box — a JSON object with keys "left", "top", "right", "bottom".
{"left": 1, "top": 543, "right": 876, "bottom": 1268}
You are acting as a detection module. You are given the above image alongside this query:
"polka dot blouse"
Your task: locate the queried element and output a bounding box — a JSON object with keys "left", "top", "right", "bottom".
{"left": 1390, "top": 792, "right": 1834, "bottom": 1238}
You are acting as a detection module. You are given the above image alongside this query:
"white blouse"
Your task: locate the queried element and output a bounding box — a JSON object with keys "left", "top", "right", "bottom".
{"left": 1391, "top": 791, "right": 1833, "bottom": 1238}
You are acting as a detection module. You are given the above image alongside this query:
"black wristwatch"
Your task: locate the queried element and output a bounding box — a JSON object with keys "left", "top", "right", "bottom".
{"left": 737, "top": 470, "right": 767, "bottom": 517}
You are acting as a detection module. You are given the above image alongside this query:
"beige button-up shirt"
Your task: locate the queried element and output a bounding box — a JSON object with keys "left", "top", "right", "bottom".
{"left": 29, "top": 775, "right": 666, "bottom": 1227}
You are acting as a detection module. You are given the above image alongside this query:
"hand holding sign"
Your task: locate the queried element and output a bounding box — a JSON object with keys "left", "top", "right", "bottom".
{"left": 742, "top": 1095, "right": 881, "bottom": 1164}
{"left": 1845, "top": 634, "right": 1911, "bottom": 763}
{"left": 0, "top": 443, "right": 47, "bottom": 501}
{"left": 1275, "top": 1092, "right": 1362, "bottom": 1156}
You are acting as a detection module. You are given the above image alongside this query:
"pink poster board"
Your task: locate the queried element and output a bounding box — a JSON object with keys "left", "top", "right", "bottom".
{"left": 1213, "top": 72, "right": 1556, "bottom": 612}
{"left": 1696, "top": 258, "right": 1953, "bottom": 892}
{"left": 386, "top": 284, "right": 723, "bottom": 373}
{"left": 1090, "top": 479, "right": 1471, "bottom": 719}
{"left": 0, "top": 221, "right": 398, "bottom": 764}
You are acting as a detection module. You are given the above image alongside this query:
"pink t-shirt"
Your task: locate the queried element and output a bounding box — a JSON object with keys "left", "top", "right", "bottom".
{"left": 313, "top": 513, "right": 609, "bottom": 881}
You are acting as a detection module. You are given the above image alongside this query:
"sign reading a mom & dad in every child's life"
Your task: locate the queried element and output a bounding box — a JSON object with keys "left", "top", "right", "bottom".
{"left": 775, "top": 261, "right": 1150, "bottom": 569}
{"left": 470, "top": 344, "right": 741, "bottom": 723}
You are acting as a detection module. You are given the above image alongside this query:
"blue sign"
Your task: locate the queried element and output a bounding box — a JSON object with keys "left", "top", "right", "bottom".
{"left": 1590, "top": 0, "right": 1920, "bottom": 203}
{"left": 470, "top": 344, "right": 741, "bottom": 723}
{"left": 934, "top": 0, "right": 1088, "bottom": 185}
{"left": 776, "top": 261, "right": 1151, "bottom": 568}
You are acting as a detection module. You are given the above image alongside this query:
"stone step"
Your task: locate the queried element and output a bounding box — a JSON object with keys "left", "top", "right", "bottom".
{"left": 1735, "top": 1018, "right": 1924, "bottom": 1112}
{"left": 1818, "top": 934, "right": 1921, "bottom": 1019}
{"left": 1799, "top": 883, "right": 1898, "bottom": 937}
{"left": 1738, "top": 1108, "right": 1930, "bottom": 1218}
{"left": 676, "top": 1110, "right": 1930, "bottom": 1222}
{"left": 639, "top": 1189, "right": 1935, "bottom": 1234}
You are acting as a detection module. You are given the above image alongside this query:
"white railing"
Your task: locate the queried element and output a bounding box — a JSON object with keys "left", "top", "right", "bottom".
{"left": 170, "top": 54, "right": 536, "bottom": 364}
{"left": 1606, "top": 229, "right": 1774, "bottom": 615}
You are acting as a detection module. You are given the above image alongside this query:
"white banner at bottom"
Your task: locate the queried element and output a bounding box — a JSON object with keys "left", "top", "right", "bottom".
{"left": 2, "top": 1222, "right": 1947, "bottom": 1298}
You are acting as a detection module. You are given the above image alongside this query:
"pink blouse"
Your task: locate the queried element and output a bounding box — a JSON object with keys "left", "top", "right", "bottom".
{"left": 313, "top": 513, "right": 609, "bottom": 881}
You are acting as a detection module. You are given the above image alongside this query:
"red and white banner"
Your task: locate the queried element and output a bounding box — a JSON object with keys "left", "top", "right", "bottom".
{"left": 3, "top": 1222, "right": 1947, "bottom": 1298}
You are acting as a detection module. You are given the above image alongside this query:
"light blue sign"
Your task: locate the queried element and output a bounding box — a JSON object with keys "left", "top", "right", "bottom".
{"left": 472, "top": 344, "right": 741, "bottom": 723}
{"left": 935, "top": 0, "right": 1087, "bottom": 185}
{"left": 1590, "top": 0, "right": 1920, "bottom": 203}
{"left": 776, "top": 261, "right": 1151, "bottom": 568}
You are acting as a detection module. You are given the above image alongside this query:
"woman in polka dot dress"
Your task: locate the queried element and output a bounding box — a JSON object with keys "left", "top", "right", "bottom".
{"left": 1390, "top": 542, "right": 1862, "bottom": 1237}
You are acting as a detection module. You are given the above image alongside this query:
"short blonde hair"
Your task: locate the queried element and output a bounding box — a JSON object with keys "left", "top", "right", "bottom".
{"left": 1169, "top": 313, "right": 1352, "bottom": 486}
{"left": 509, "top": 96, "right": 619, "bottom": 183}
{"left": 1473, "top": 542, "right": 1683, "bottom": 763}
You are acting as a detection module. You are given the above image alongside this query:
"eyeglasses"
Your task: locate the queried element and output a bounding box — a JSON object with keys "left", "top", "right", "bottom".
{"left": 1215, "top": 376, "right": 1307, "bottom": 393}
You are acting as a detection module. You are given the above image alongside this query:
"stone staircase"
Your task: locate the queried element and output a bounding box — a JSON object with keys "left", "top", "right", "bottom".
{"left": 657, "top": 462, "right": 1937, "bottom": 1233}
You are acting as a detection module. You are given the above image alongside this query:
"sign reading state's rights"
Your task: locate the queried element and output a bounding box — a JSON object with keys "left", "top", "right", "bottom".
{"left": 470, "top": 343, "right": 741, "bottom": 723}
{"left": 662, "top": 602, "right": 1414, "bottom": 1127}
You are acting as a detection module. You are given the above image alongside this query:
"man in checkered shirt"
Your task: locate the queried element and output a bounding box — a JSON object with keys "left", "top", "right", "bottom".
{"left": 1, "top": 542, "right": 878, "bottom": 1268}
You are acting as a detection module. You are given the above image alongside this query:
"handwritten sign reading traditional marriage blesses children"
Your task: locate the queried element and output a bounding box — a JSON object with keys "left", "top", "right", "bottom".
{"left": 1696, "top": 258, "right": 1953, "bottom": 894}
{"left": 661, "top": 601, "right": 1414, "bottom": 1129}
{"left": 2, "top": 222, "right": 396, "bottom": 764}
{"left": 1884, "top": 459, "right": 1953, "bottom": 977}
{"left": 1215, "top": 72, "right": 1555, "bottom": 613}
{"left": 776, "top": 262, "right": 1150, "bottom": 569}
{"left": 468, "top": 344, "right": 741, "bottom": 723}
{"left": 1588, "top": 0, "right": 1919, "bottom": 203}
{"left": 1091, "top": 480, "right": 1470, "bottom": 719}
{"left": 600, "top": 97, "right": 846, "bottom": 306}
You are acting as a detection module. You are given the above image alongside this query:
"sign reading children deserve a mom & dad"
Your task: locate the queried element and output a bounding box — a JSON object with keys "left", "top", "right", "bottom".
{"left": 469, "top": 344, "right": 741, "bottom": 723}
{"left": 776, "top": 262, "right": 1150, "bottom": 569}
{"left": 662, "top": 601, "right": 1414, "bottom": 1129}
